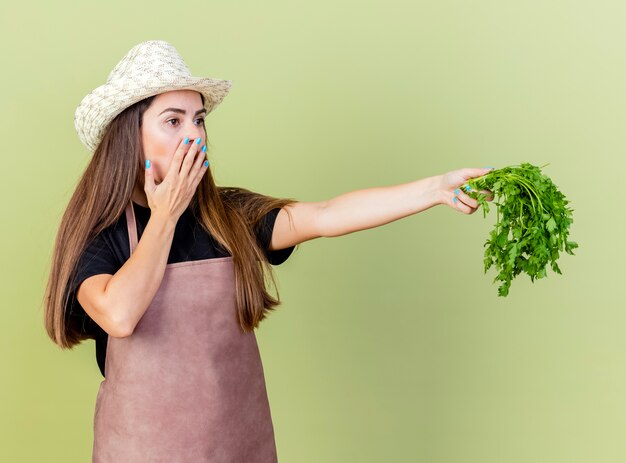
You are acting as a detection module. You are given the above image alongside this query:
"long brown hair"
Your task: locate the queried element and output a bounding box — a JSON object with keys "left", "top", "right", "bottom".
{"left": 43, "top": 93, "right": 299, "bottom": 349}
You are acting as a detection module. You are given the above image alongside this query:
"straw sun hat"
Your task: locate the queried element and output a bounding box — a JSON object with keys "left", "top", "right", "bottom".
{"left": 74, "top": 39, "right": 233, "bottom": 153}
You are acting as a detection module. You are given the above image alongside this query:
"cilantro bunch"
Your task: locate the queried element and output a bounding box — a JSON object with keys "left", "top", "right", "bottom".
{"left": 465, "top": 163, "right": 579, "bottom": 297}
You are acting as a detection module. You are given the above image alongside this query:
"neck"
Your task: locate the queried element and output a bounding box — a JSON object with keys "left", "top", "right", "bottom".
{"left": 131, "top": 185, "right": 149, "bottom": 208}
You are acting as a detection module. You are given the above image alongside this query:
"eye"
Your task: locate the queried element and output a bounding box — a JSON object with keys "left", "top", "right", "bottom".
{"left": 165, "top": 118, "right": 205, "bottom": 126}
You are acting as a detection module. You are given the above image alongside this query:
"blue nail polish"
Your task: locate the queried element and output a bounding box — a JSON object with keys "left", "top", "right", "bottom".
{"left": 201, "top": 145, "right": 207, "bottom": 153}
{"left": 454, "top": 188, "right": 460, "bottom": 195}
{"left": 196, "top": 137, "right": 202, "bottom": 144}
{"left": 145, "top": 160, "right": 151, "bottom": 168}
{"left": 453, "top": 197, "right": 458, "bottom": 203}
{"left": 204, "top": 160, "right": 209, "bottom": 167}
{"left": 464, "top": 185, "right": 471, "bottom": 192}
{"left": 184, "top": 137, "right": 189, "bottom": 144}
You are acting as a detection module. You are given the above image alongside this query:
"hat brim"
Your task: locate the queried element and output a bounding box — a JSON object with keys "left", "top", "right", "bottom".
{"left": 75, "top": 76, "right": 233, "bottom": 153}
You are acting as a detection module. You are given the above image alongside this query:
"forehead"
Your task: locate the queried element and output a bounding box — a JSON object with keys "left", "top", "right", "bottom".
{"left": 153, "top": 89, "right": 203, "bottom": 106}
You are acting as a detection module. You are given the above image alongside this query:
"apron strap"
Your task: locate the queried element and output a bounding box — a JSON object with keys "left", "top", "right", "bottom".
{"left": 125, "top": 200, "right": 139, "bottom": 256}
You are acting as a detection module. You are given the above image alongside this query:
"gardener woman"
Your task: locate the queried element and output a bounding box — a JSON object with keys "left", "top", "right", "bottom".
{"left": 43, "top": 40, "right": 493, "bottom": 462}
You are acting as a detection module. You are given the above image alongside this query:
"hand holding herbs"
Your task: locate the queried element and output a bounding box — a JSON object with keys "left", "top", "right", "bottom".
{"left": 462, "top": 163, "right": 578, "bottom": 297}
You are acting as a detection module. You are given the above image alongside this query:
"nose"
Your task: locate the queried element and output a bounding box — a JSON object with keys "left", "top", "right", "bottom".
{"left": 187, "top": 132, "right": 204, "bottom": 145}
{"left": 185, "top": 122, "right": 204, "bottom": 143}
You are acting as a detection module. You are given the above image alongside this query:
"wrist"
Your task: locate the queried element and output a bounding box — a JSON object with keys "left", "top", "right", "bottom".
{"left": 428, "top": 174, "right": 445, "bottom": 206}
{"left": 406, "top": 174, "right": 445, "bottom": 213}
{"left": 149, "top": 212, "right": 178, "bottom": 233}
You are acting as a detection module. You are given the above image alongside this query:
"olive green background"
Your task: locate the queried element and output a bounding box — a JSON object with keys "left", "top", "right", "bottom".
{"left": 1, "top": 0, "right": 623, "bottom": 461}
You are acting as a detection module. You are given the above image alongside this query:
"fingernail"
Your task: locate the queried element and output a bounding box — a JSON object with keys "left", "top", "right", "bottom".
{"left": 196, "top": 137, "right": 202, "bottom": 144}
{"left": 204, "top": 160, "right": 209, "bottom": 167}
{"left": 145, "top": 160, "right": 151, "bottom": 169}
{"left": 201, "top": 145, "right": 207, "bottom": 153}
{"left": 453, "top": 197, "right": 458, "bottom": 203}
{"left": 464, "top": 185, "right": 472, "bottom": 192}
{"left": 184, "top": 137, "right": 189, "bottom": 144}
{"left": 454, "top": 188, "right": 460, "bottom": 195}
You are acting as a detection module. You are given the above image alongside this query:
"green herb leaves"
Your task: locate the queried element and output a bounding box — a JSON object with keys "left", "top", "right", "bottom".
{"left": 466, "top": 163, "right": 578, "bottom": 297}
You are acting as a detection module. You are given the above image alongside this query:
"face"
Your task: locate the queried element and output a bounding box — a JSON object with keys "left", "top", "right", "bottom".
{"left": 141, "top": 90, "right": 207, "bottom": 184}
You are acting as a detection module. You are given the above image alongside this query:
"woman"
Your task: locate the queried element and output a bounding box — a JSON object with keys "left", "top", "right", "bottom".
{"left": 43, "top": 40, "right": 493, "bottom": 462}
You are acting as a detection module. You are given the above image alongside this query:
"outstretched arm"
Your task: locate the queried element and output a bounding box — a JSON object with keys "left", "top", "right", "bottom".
{"left": 317, "top": 174, "right": 443, "bottom": 238}
{"left": 268, "top": 167, "right": 494, "bottom": 250}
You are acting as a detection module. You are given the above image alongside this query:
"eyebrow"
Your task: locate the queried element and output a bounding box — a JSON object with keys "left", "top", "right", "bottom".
{"left": 158, "top": 108, "right": 207, "bottom": 116}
